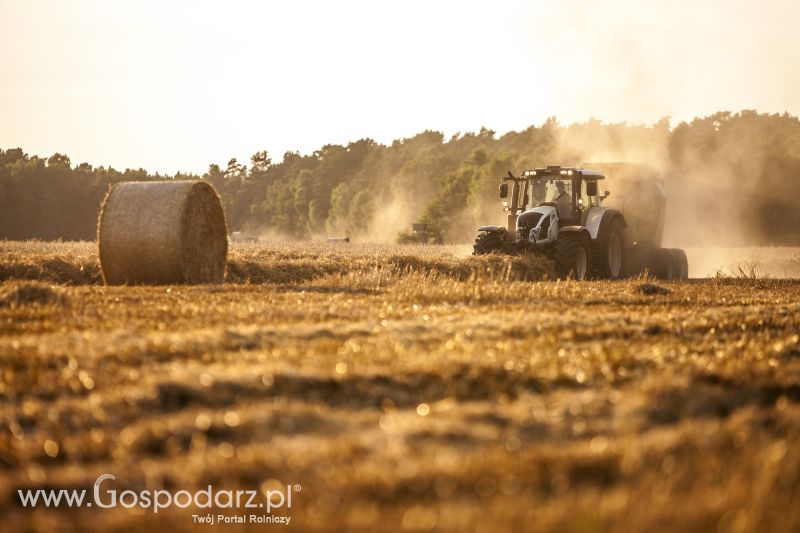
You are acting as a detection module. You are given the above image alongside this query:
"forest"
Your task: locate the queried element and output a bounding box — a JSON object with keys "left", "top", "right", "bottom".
{"left": 2, "top": 110, "right": 800, "bottom": 244}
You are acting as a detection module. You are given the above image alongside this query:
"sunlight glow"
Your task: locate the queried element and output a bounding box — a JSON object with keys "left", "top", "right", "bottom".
{"left": 1, "top": 0, "right": 798, "bottom": 173}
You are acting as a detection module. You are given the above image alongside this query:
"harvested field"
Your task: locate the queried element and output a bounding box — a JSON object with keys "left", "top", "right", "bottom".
{"left": 1, "top": 240, "right": 799, "bottom": 532}
{"left": 0, "top": 240, "right": 553, "bottom": 285}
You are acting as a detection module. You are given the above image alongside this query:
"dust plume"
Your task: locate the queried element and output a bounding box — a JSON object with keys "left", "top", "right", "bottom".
{"left": 542, "top": 112, "right": 800, "bottom": 275}
{"left": 365, "top": 191, "right": 415, "bottom": 243}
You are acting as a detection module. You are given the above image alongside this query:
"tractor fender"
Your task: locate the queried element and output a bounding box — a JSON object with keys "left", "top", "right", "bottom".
{"left": 584, "top": 208, "right": 626, "bottom": 240}
{"left": 477, "top": 225, "right": 507, "bottom": 234}
{"left": 558, "top": 225, "right": 591, "bottom": 240}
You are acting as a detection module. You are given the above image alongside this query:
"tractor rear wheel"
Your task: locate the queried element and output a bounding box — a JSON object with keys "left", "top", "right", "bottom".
{"left": 592, "top": 218, "right": 625, "bottom": 279}
{"left": 473, "top": 231, "right": 506, "bottom": 255}
{"left": 554, "top": 232, "right": 591, "bottom": 279}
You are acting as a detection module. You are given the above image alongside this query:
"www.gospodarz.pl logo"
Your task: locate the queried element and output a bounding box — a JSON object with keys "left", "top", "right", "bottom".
{"left": 18, "top": 473, "right": 300, "bottom": 524}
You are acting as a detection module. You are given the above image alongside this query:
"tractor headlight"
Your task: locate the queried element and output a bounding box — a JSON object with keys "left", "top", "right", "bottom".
{"left": 528, "top": 227, "right": 538, "bottom": 242}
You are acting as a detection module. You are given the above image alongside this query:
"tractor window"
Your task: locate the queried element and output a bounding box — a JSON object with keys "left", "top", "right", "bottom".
{"left": 528, "top": 179, "right": 547, "bottom": 207}
{"left": 527, "top": 178, "right": 573, "bottom": 207}
{"left": 544, "top": 179, "right": 573, "bottom": 219}
{"left": 544, "top": 179, "right": 572, "bottom": 203}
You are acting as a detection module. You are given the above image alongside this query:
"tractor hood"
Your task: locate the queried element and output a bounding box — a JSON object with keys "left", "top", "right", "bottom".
{"left": 516, "top": 206, "right": 557, "bottom": 243}
{"left": 517, "top": 206, "right": 555, "bottom": 232}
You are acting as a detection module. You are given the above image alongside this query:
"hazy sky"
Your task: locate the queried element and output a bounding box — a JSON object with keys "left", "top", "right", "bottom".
{"left": 1, "top": 0, "right": 799, "bottom": 174}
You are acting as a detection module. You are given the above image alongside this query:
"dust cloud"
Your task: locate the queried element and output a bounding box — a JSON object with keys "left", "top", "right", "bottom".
{"left": 544, "top": 114, "right": 800, "bottom": 276}
{"left": 365, "top": 192, "right": 415, "bottom": 243}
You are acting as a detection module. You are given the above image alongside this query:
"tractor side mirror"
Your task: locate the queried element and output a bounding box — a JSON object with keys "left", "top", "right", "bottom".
{"left": 499, "top": 183, "right": 508, "bottom": 198}
{"left": 586, "top": 181, "right": 598, "bottom": 196}
{"left": 602, "top": 190, "right": 611, "bottom": 200}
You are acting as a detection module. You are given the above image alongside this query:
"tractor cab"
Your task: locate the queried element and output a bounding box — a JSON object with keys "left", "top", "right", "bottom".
{"left": 521, "top": 167, "right": 607, "bottom": 224}
{"left": 500, "top": 166, "right": 607, "bottom": 226}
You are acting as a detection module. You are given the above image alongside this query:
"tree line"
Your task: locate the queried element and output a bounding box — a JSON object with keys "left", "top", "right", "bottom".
{"left": 2, "top": 110, "right": 799, "bottom": 244}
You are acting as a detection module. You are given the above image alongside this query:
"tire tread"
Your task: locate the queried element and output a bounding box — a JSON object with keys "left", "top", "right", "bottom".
{"left": 554, "top": 232, "right": 591, "bottom": 279}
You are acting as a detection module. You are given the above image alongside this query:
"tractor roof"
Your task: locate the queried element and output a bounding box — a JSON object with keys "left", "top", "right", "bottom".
{"left": 521, "top": 166, "right": 605, "bottom": 179}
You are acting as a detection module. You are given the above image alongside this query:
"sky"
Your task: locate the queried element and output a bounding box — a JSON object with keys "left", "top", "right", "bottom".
{"left": 1, "top": 0, "right": 799, "bottom": 174}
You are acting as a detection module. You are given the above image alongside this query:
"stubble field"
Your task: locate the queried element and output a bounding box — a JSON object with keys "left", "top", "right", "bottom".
{"left": 1, "top": 240, "right": 799, "bottom": 532}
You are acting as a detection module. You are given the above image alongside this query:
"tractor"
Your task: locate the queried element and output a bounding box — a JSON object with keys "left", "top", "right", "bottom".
{"left": 473, "top": 164, "right": 688, "bottom": 280}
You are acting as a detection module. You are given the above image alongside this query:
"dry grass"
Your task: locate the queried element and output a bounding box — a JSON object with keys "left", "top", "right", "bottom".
{"left": 1, "top": 240, "right": 799, "bottom": 532}
{"left": 0, "top": 240, "right": 554, "bottom": 286}
{"left": 0, "top": 282, "right": 69, "bottom": 309}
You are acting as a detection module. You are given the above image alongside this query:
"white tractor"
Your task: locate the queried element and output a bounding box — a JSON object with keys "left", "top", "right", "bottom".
{"left": 473, "top": 164, "right": 688, "bottom": 280}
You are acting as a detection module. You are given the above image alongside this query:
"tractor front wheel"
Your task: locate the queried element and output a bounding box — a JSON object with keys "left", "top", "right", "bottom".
{"left": 553, "top": 232, "right": 591, "bottom": 279}
{"left": 473, "top": 230, "right": 507, "bottom": 255}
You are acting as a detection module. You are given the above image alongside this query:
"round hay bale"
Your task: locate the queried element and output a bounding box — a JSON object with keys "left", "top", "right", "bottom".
{"left": 97, "top": 180, "right": 227, "bottom": 285}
